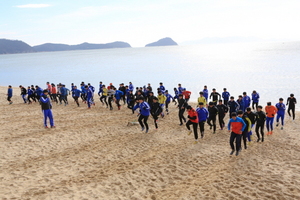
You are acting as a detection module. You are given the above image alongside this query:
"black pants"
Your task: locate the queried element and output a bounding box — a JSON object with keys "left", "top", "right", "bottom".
{"left": 152, "top": 114, "right": 159, "bottom": 129}
{"left": 166, "top": 101, "right": 170, "bottom": 112}
{"left": 116, "top": 99, "right": 121, "bottom": 108}
{"left": 255, "top": 123, "right": 264, "bottom": 140}
{"left": 224, "top": 100, "right": 228, "bottom": 105}
{"left": 27, "top": 94, "right": 36, "bottom": 103}
{"left": 74, "top": 96, "right": 79, "bottom": 106}
{"left": 100, "top": 95, "right": 108, "bottom": 107}
{"left": 252, "top": 102, "right": 258, "bottom": 110}
{"left": 207, "top": 116, "right": 216, "bottom": 132}
{"left": 7, "top": 96, "right": 12, "bottom": 102}
{"left": 242, "top": 130, "right": 248, "bottom": 149}
{"left": 198, "top": 120, "right": 205, "bottom": 136}
{"left": 230, "top": 132, "right": 242, "bottom": 151}
{"left": 51, "top": 94, "right": 58, "bottom": 103}
{"left": 186, "top": 120, "right": 198, "bottom": 140}
{"left": 288, "top": 106, "right": 295, "bottom": 120}
{"left": 81, "top": 93, "right": 86, "bottom": 101}
{"left": 108, "top": 97, "right": 113, "bottom": 109}
{"left": 178, "top": 109, "right": 186, "bottom": 124}
{"left": 138, "top": 115, "right": 149, "bottom": 130}
{"left": 218, "top": 114, "right": 225, "bottom": 129}
{"left": 121, "top": 95, "right": 126, "bottom": 104}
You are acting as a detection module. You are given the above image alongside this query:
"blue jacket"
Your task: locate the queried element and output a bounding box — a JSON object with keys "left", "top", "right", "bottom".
{"left": 27, "top": 89, "right": 33, "bottom": 96}
{"left": 35, "top": 88, "right": 43, "bottom": 96}
{"left": 237, "top": 99, "right": 244, "bottom": 111}
{"left": 196, "top": 107, "right": 209, "bottom": 122}
{"left": 134, "top": 102, "right": 150, "bottom": 116}
{"left": 73, "top": 89, "right": 82, "bottom": 97}
{"left": 81, "top": 85, "right": 86, "bottom": 94}
{"left": 276, "top": 103, "right": 286, "bottom": 115}
{"left": 178, "top": 87, "right": 184, "bottom": 94}
{"left": 7, "top": 88, "right": 13, "bottom": 97}
{"left": 222, "top": 91, "right": 230, "bottom": 100}
{"left": 203, "top": 89, "right": 208, "bottom": 99}
{"left": 174, "top": 89, "right": 179, "bottom": 98}
{"left": 228, "top": 100, "right": 240, "bottom": 112}
{"left": 252, "top": 93, "right": 260, "bottom": 103}
{"left": 86, "top": 88, "right": 93, "bottom": 98}
{"left": 40, "top": 95, "right": 52, "bottom": 110}
{"left": 114, "top": 90, "right": 124, "bottom": 100}
{"left": 243, "top": 95, "right": 251, "bottom": 109}
{"left": 60, "top": 87, "right": 68, "bottom": 96}
{"left": 165, "top": 94, "right": 174, "bottom": 103}
{"left": 159, "top": 85, "right": 165, "bottom": 93}
{"left": 98, "top": 84, "right": 103, "bottom": 95}
{"left": 129, "top": 84, "right": 134, "bottom": 91}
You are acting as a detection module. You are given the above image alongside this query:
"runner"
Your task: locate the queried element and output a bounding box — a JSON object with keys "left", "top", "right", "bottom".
{"left": 196, "top": 102, "right": 209, "bottom": 138}
{"left": 177, "top": 94, "right": 187, "bottom": 126}
{"left": 207, "top": 102, "right": 218, "bottom": 134}
{"left": 40, "top": 89, "right": 55, "bottom": 128}
{"left": 216, "top": 100, "right": 228, "bottom": 130}
{"left": 251, "top": 90, "right": 260, "bottom": 110}
{"left": 222, "top": 88, "right": 230, "bottom": 105}
{"left": 255, "top": 105, "right": 266, "bottom": 142}
{"left": 227, "top": 112, "right": 246, "bottom": 156}
{"left": 133, "top": 97, "right": 150, "bottom": 133}
{"left": 209, "top": 88, "right": 221, "bottom": 105}
{"left": 286, "top": 93, "right": 297, "bottom": 120}
{"left": 265, "top": 102, "right": 278, "bottom": 135}
{"left": 186, "top": 105, "right": 199, "bottom": 144}
{"left": 151, "top": 97, "right": 162, "bottom": 129}
{"left": 276, "top": 98, "right": 286, "bottom": 130}
{"left": 237, "top": 110, "right": 251, "bottom": 150}
{"left": 7, "top": 85, "right": 13, "bottom": 104}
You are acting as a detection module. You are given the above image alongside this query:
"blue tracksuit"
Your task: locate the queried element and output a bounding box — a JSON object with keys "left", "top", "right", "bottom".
{"left": 35, "top": 88, "right": 43, "bottom": 98}
{"left": 252, "top": 93, "right": 260, "bottom": 103}
{"left": 73, "top": 89, "right": 82, "bottom": 97}
{"left": 81, "top": 85, "right": 86, "bottom": 94}
{"left": 98, "top": 84, "right": 103, "bottom": 95}
{"left": 196, "top": 107, "right": 209, "bottom": 122}
{"left": 27, "top": 89, "right": 33, "bottom": 96}
{"left": 40, "top": 95, "right": 54, "bottom": 127}
{"left": 86, "top": 88, "right": 94, "bottom": 108}
{"left": 129, "top": 84, "right": 134, "bottom": 91}
{"left": 237, "top": 99, "right": 244, "bottom": 112}
{"left": 134, "top": 102, "right": 150, "bottom": 116}
{"left": 243, "top": 95, "right": 251, "bottom": 111}
{"left": 178, "top": 87, "right": 184, "bottom": 94}
{"left": 159, "top": 85, "right": 165, "bottom": 93}
{"left": 276, "top": 102, "right": 286, "bottom": 126}
{"left": 115, "top": 90, "right": 124, "bottom": 100}
{"left": 228, "top": 100, "right": 240, "bottom": 115}
{"left": 174, "top": 89, "right": 179, "bottom": 100}
{"left": 222, "top": 91, "right": 230, "bottom": 101}
{"left": 166, "top": 94, "right": 174, "bottom": 103}
{"left": 203, "top": 89, "right": 208, "bottom": 101}
{"left": 8, "top": 88, "right": 13, "bottom": 97}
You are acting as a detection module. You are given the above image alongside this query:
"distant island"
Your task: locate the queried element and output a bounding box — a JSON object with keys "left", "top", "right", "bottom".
{"left": 145, "top": 37, "right": 178, "bottom": 47}
{"left": 0, "top": 39, "right": 131, "bottom": 54}
{"left": 0, "top": 39, "right": 35, "bottom": 54}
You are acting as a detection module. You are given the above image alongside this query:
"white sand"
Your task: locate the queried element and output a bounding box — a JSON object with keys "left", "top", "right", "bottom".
{"left": 0, "top": 86, "right": 299, "bottom": 199}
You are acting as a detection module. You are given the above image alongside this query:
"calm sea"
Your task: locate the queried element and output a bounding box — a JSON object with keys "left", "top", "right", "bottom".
{"left": 1, "top": 41, "right": 299, "bottom": 109}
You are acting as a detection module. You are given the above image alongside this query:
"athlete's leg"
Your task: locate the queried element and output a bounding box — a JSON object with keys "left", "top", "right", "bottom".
{"left": 192, "top": 122, "right": 198, "bottom": 140}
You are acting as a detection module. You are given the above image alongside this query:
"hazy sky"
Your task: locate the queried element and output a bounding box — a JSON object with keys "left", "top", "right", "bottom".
{"left": 1, "top": 0, "right": 300, "bottom": 47}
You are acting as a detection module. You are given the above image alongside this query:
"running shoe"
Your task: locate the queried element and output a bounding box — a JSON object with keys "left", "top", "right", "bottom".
{"left": 194, "top": 140, "right": 198, "bottom": 144}
{"left": 188, "top": 130, "right": 192, "bottom": 135}
{"left": 230, "top": 150, "right": 235, "bottom": 155}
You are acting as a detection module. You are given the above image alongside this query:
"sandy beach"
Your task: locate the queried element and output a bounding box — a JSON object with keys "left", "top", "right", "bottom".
{"left": 0, "top": 86, "right": 299, "bottom": 200}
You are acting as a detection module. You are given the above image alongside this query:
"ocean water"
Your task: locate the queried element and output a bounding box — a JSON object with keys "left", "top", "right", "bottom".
{"left": 1, "top": 41, "right": 299, "bottom": 109}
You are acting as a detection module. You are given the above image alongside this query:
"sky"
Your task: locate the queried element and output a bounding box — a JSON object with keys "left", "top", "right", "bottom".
{"left": 1, "top": 0, "right": 300, "bottom": 47}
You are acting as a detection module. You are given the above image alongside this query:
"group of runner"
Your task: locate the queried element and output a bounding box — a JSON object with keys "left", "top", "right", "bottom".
{"left": 6, "top": 82, "right": 297, "bottom": 156}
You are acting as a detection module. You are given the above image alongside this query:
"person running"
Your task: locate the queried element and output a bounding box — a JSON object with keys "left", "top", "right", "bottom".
{"left": 72, "top": 86, "right": 82, "bottom": 107}
{"left": 217, "top": 100, "right": 228, "bottom": 130}
{"left": 118, "top": 83, "right": 126, "bottom": 105}
{"left": 133, "top": 97, "right": 151, "bottom": 133}
{"left": 80, "top": 83, "right": 87, "bottom": 103}
{"left": 107, "top": 86, "right": 115, "bottom": 110}
{"left": 196, "top": 102, "right": 209, "bottom": 138}
{"left": 129, "top": 82, "right": 134, "bottom": 92}
{"left": 203, "top": 85, "right": 209, "bottom": 102}
{"left": 256, "top": 105, "right": 266, "bottom": 142}
{"left": 98, "top": 81, "right": 103, "bottom": 98}
{"left": 147, "top": 91, "right": 155, "bottom": 108}
{"left": 59, "top": 85, "right": 69, "bottom": 106}
{"left": 178, "top": 83, "right": 184, "bottom": 94}
{"left": 35, "top": 86, "right": 43, "bottom": 101}
{"left": 237, "top": 110, "right": 251, "bottom": 150}
{"left": 27, "top": 86, "right": 34, "bottom": 104}
{"left": 186, "top": 105, "right": 199, "bottom": 144}
{"left": 151, "top": 97, "right": 162, "bottom": 129}
{"left": 31, "top": 85, "right": 37, "bottom": 102}
{"left": 165, "top": 90, "right": 174, "bottom": 114}
{"left": 19, "top": 85, "right": 27, "bottom": 103}
{"left": 265, "top": 102, "right": 278, "bottom": 135}
{"left": 51, "top": 84, "right": 58, "bottom": 104}
{"left": 207, "top": 102, "right": 218, "bottom": 134}
{"left": 159, "top": 82, "right": 166, "bottom": 94}
{"left": 198, "top": 92, "right": 207, "bottom": 106}
{"left": 173, "top": 88, "right": 179, "bottom": 105}
{"left": 114, "top": 87, "right": 124, "bottom": 110}
{"left": 286, "top": 93, "right": 297, "bottom": 120}
{"left": 100, "top": 85, "right": 108, "bottom": 108}
{"left": 157, "top": 91, "right": 167, "bottom": 118}
{"left": 7, "top": 85, "right": 13, "bottom": 104}
{"left": 228, "top": 96, "right": 240, "bottom": 118}
{"left": 182, "top": 88, "right": 191, "bottom": 103}
{"left": 222, "top": 88, "right": 230, "bottom": 105}
{"left": 85, "top": 85, "right": 94, "bottom": 109}
{"left": 127, "top": 90, "right": 135, "bottom": 113}
{"left": 209, "top": 88, "right": 221, "bottom": 105}
{"left": 40, "top": 89, "right": 55, "bottom": 128}
{"left": 251, "top": 90, "right": 260, "bottom": 110}
{"left": 244, "top": 107, "right": 258, "bottom": 143}
{"left": 227, "top": 112, "right": 246, "bottom": 156}
{"left": 237, "top": 95, "right": 244, "bottom": 112}
{"left": 276, "top": 98, "right": 286, "bottom": 130}
{"left": 242, "top": 92, "right": 251, "bottom": 112}
{"left": 177, "top": 94, "right": 187, "bottom": 126}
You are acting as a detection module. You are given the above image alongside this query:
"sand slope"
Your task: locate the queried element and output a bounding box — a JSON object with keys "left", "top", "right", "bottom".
{"left": 0, "top": 86, "right": 299, "bottom": 200}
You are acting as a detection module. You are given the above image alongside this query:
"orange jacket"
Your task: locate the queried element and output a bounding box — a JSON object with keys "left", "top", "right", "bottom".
{"left": 265, "top": 105, "right": 277, "bottom": 118}
{"left": 51, "top": 87, "right": 57, "bottom": 94}
{"left": 187, "top": 108, "right": 198, "bottom": 123}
